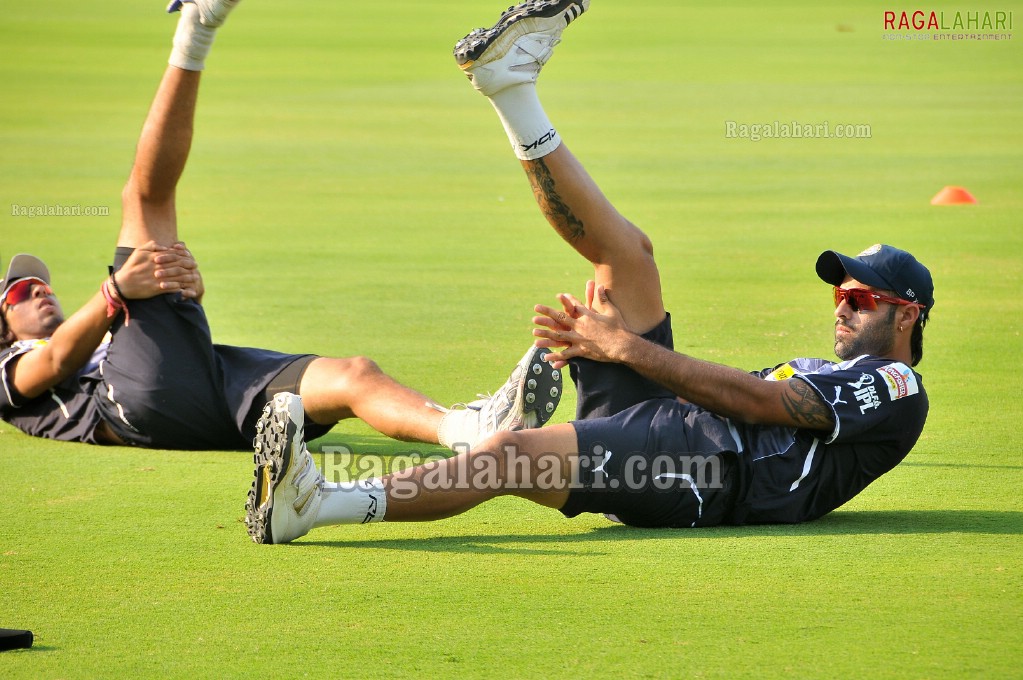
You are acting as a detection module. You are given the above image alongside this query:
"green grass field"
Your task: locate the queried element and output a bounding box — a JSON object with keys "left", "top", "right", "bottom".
{"left": 2, "top": 1, "right": 1021, "bottom": 677}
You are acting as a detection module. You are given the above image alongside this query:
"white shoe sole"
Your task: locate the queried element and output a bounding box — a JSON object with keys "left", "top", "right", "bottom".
{"left": 454, "top": 0, "right": 589, "bottom": 69}
{"left": 244, "top": 394, "right": 304, "bottom": 544}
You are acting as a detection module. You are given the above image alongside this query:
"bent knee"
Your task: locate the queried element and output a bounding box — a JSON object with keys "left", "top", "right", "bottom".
{"left": 339, "top": 355, "right": 382, "bottom": 379}
{"left": 303, "top": 355, "right": 384, "bottom": 396}
{"left": 623, "top": 221, "right": 655, "bottom": 265}
{"left": 594, "top": 219, "right": 655, "bottom": 266}
{"left": 629, "top": 221, "right": 655, "bottom": 258}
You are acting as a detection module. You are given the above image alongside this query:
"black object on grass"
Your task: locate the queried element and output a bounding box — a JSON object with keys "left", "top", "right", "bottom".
{"left": 0, "top": 628, "right": 33, "bottom": 651}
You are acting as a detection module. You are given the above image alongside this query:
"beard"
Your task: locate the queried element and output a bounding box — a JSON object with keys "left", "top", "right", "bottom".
{"left": 835, "top": 305, "right": 897, "bottom": 361}
{"left": 40, "top": 314, "right": 64, "bottom": 336}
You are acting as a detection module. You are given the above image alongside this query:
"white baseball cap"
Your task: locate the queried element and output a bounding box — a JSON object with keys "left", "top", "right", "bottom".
{"left": 1, "top": 254, "right": 51, "bottom": 300}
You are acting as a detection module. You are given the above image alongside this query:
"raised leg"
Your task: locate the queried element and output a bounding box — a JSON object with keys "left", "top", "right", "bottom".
{"left": 457, "top": 0, "right": 665, "bottom": 333}
{"left": 118, "top": 65, "right": 199, "bottom": 248}
{"left": 521, "top": 146, "right": 665, "bottom": 333}
{"left": 119, "top": 1, "right": 241, "bottom": 248}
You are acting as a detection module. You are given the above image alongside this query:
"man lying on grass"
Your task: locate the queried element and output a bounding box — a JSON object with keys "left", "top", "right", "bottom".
{"left": 0, "top": 0, "right": 560, "bottom": 453}
{"left": 245, "top": 0, "right": 935, "bottom": 542}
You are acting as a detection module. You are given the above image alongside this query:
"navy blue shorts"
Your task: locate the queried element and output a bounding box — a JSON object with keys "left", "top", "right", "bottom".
{"left": 568, "top": 314, "right": 678, "bottom": 420}
{"left": 97, "top": 248, "right": 331, "bottom": 449}
{"left": 560, "top": 314, "right": 739, "bottom": 527}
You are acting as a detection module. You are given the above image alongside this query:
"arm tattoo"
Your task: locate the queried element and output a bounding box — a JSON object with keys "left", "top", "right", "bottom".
{"left": 525, "top": 158, "right": 585, "bottom": 242}
{"left": 780, "top": 379, "right": 835, "bottom": 430}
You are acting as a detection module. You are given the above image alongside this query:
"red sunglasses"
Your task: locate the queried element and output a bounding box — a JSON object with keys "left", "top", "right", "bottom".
{"left": 833, "top": 286, "right": 915, "bottom": 313}
{"left": 0, "top": 277, "right": 53, "bottom": 308}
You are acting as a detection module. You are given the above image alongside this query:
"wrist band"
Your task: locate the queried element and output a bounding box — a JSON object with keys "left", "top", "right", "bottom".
{"left": 109, "top": 270, "right": 128, "bottom": 302}
{"left": 101, "top": 278, "right": 130, "bottom": 327}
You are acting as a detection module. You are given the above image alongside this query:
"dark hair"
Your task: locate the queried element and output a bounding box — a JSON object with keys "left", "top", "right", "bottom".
{"left": 0, "top": 307, "right": 12, "bottom": 351}
{"left": 911, "top": 308, "right": 928, "bottom": 367}
{"left": 878, "top": 288, "right": 927, "bottom": 367}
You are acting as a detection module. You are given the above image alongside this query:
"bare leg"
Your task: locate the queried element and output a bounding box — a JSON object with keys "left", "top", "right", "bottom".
{"left": 380, "top": 425, "right": 578, "bottom": 521}
{"left": 298, "top": 356, "right": 444, "bottom": 443}
{"left": 119, "top": 65, "right": 199, "bottom": 249}
{"left": 120, "top": 0, "right": 234, "bottom": 249}
{"left": 459, "top": 2, "right": 664, "bottom": 333}
{"left": 244, "top": 385, "right": 576, "bottom": 543}
{"left": 521, "top": 145, "right": 665, "bottom": 333}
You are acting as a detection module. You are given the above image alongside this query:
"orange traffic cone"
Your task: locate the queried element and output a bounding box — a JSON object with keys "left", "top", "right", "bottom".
{"left": 931, "top": 186, "right": 978, "bottom": 205}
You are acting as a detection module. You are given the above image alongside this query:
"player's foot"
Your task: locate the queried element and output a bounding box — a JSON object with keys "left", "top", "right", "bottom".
{"left": 437, "top": 346, "right": 562, "bottom": 449}
{"left": 454, "top": 0, "right": 589, "bottom": 96}
{"left": 166, "top": 0, "right": 241, "bottom": 28}
{"left": 245, "top": 392, "right": 323, "bottom": 545}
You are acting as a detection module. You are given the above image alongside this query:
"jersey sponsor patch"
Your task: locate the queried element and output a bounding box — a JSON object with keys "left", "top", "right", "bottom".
{"left": 766, "top": 363, "right": 796, "bottom": 382}
{"left": 875, "top": 362, "right": 919, "bottom": 401}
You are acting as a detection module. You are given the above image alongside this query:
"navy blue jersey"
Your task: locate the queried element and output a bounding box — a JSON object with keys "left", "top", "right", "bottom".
{"left": 729, "top": 355, "right": 928, "bottom": 524}
{"left": 567, "top": 314, "right": 929, "bottom": 527}
{"left": 0, "top": 302, "right": 323, "bottom": 450}
{"left": 2, "top": 246, "right": 326, "bottom": 449}
{"left": 0, "top": 337, "right": 111, "bottom": 444}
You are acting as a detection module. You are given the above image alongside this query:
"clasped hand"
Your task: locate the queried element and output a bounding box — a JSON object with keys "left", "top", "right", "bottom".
{"left": 116, "top": 241, "right": 204, "bottom": 300}
{"left": 532, "top": 280, "right": 633, "bottom": 369}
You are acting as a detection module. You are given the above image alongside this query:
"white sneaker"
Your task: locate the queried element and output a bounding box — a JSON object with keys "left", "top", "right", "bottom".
{"left": 166, "top": 0, "right": 242, "bottom": 28}
{"left": 437, "top": 346, "right": 562, "bottom": 449}
{"left": 454, "top": 0, "right": 589, "bottom": 96}
{"left": 244, "top": 392, "right": 323, "bottom": 545}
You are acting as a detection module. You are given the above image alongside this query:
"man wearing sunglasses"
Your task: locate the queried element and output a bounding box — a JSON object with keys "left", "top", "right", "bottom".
{"left": 0, "top": 246, "right": 205, "bottom": 444}
{"left": 249, "top": 0, "right": 934, "bottom": 543}
{"left": 0, "top": 0, "right": 561, "bottom": 452}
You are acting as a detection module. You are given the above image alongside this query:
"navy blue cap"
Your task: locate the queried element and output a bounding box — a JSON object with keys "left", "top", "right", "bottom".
{"left": 816, "top": 244, "right": 934, "bottom": 311}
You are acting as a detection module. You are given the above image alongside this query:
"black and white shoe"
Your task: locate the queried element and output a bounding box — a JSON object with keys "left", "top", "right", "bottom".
{"left": 436, "top": 345, "right": 563, "bottom": 450}
{"left": 244, "top": 392, "right": 322, "bottom": 545}
{"left": 454, "top": 0, "right": 589, "bottom": 96}
{"left": 166, "top": 0, "right": 242, "bottom": 28}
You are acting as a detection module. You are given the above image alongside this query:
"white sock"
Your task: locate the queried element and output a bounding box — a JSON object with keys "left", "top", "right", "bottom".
{"left": 168, "top": 4, "right": 217, "bottom": 72}
{"left": 489, "top": 83, "right": 561, "bottom": 160}
{"left": 313, "top": 479, "right": 387, "bottom": 526}
{"left": 437, "top": 409, "right": 460, "bottom": 450}
{"left": 437, "top": 408, "right": 480, "bottom": 451}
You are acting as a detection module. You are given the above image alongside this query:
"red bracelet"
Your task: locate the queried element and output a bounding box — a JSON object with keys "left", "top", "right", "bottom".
{"left": 101, "top": 279, "right": 131, "bottom": 326}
